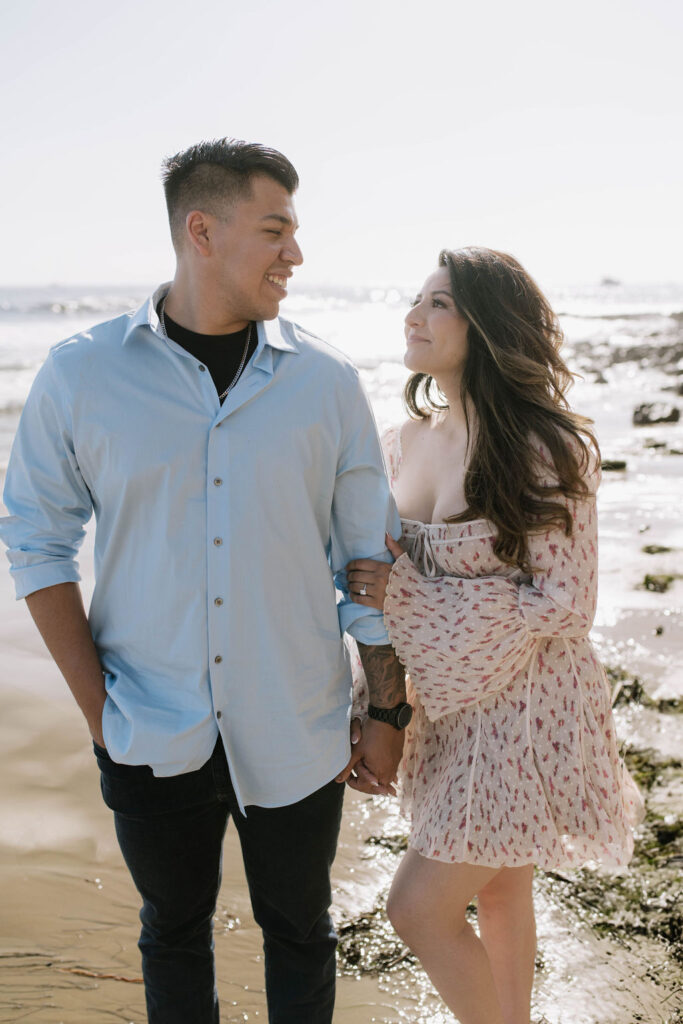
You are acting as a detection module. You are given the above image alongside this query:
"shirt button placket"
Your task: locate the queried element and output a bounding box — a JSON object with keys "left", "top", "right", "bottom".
{"left": 207, "top": 412, "right": 228, "bottom": 726}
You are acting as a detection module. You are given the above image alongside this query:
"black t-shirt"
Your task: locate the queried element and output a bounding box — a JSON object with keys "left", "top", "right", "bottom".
{"left": 161, "top": 309, "right": 257, "bottom": 403}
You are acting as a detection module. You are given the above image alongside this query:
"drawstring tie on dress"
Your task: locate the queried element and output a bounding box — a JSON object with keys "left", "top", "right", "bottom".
{"left": 411, "top": 525, "right": 439, "bottom": 578}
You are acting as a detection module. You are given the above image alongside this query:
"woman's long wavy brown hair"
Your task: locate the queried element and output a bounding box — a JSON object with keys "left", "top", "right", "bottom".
{"left": 404, "top": 247, "right": 599, "bottom": 572}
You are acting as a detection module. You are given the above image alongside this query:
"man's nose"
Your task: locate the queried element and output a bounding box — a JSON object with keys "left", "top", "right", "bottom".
{"left": 283, "top": 237, "right": 304, "bottom": 266}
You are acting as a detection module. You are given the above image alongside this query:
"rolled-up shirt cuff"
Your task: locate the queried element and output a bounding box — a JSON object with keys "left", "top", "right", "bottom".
{"left": 10, "top": 561, "right": 81, "bottom": 600}
{"left": 341, "top": 603, "right": 391, "bottom": 646}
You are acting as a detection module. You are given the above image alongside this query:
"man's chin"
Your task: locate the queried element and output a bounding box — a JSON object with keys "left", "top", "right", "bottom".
{"left": 255, "top": 300, "right": 283, "bottom": 323}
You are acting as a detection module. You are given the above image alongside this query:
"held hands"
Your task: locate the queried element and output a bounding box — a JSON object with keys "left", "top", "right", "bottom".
{"left": 347, "top": 533, "right": 406, "bottom": 610}
{"left": 341, "top": 537, "right": 408, "bottom": 796}
{"left": 336, "top": 716, "right": 405, "bottom": 797}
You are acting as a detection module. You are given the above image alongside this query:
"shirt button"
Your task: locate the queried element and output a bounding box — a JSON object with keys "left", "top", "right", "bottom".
{"left": 213, "top": 477, "right": 223, "bottom": 487}
{"left": 213, "top": 537, "right": 223, "bottom": 546}
{"left": 214, "top": 655, "right": 223, "bottom": 664}
{"left": 216, "top": 710, "right": 222, "bottom": 719}
{"left": 214, "top": 597, "right": 223, "bottom": 606}
{"left": 198, "top": 364, "right": 206, "bottom": 372}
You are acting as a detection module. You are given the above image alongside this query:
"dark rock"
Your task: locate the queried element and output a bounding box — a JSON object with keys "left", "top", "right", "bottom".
{"left": 570, "top": 339, "right": 683, "bottom": 375}
{"left": 623, "top": 747, "right": 682, "bottom": 790}
{"left": 633, "top": 403, "right": 680, "bottom": 426}
{"left": 642, "top": 574, "right": 675, "bottom": 593}
{"left": 606, "top": 667, "right": 682, "bottom": 712}
{"left": 642, "top": 544, "right": 672, "bottom": 554}
{"left": 601, "top": 459, "right": 627, "bottom": 471}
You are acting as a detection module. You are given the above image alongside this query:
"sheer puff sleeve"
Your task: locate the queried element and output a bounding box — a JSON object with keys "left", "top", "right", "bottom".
{"left": 384, "top": 449, "right": 601, "bottom": 721}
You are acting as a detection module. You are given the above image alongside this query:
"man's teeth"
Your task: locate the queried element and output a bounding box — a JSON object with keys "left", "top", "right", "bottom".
{"left": 266, "top": 275, "right": 287, "bottom": 288}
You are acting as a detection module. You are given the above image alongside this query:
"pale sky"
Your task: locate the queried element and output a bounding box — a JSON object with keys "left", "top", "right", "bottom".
{"left": 2, "top": 0, "right": 682, "bottom": 289}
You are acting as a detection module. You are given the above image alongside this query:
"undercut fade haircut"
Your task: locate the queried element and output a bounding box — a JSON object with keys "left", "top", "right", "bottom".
{"left": 161, "top": 138, "right": 299, "bottom": 250}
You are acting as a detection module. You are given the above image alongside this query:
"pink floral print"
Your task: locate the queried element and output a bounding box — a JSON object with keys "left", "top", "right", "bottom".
{"left": 380, "top": 423, "right": 643, "bottom": 869}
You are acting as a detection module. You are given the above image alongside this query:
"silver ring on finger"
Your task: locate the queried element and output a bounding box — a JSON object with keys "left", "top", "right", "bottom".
{"left": 359, "top": 584, "right": 368, "bottom": 596}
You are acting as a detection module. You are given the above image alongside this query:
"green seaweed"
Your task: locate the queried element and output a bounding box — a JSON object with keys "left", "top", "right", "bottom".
{"left": 623, "top": 747, "right": 682, "bottom": 791}
{"left": 607, "top": 667, "right": 682, "bottom": 715}
{"left": 642, "top": 574, "right": 676, "bottom": 593}
{"left": 337, "top": 905, "right": 416, "bottom": 974}
{"left": 365, "top": 833, "right": 408, "bottom": 855}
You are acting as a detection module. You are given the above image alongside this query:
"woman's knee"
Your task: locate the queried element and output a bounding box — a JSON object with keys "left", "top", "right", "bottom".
{"left": 386, "top": 881, "right": 416, "bottom": 941}
{"left": 477, "top": 866, "right": 534, "bottom": 918}
{"left": 387, "top": 876, "right": 459, "bottom": 946}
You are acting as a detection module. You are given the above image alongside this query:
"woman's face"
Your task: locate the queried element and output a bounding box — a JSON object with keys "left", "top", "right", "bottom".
{"left": 404, "top": 267, "right": 469, "bottom": 383}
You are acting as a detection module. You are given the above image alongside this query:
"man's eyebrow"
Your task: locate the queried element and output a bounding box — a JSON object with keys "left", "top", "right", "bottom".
{"left": 261, "top": 213, "right": 299, "bottom": 229}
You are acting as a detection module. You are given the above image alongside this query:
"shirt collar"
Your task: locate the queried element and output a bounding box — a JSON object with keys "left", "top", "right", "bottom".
{"left": 122, "top": 283, "right": 299, "bottom": 356}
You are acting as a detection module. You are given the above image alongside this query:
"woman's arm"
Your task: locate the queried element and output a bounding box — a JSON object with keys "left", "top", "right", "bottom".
{"left": 349, "top": 484, "right": 599, "bottom": 720}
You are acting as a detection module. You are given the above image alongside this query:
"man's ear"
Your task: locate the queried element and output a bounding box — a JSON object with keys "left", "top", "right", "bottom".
{"left": 185, "top": 210, "right": 212, "bottom": 256}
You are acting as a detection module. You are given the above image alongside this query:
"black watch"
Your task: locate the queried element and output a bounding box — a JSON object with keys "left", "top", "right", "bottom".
{"left": 368, "top": 702, "right": 413, "bottom": 730}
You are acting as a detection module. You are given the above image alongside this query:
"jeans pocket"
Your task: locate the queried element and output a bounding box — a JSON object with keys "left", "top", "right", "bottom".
{"left": 92, "top": 740, "right": 109, "bottom": 758}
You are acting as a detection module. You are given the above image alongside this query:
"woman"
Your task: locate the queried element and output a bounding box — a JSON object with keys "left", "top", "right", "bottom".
{"left": 346, "top": 247, "right": 643, "bottom": 1024}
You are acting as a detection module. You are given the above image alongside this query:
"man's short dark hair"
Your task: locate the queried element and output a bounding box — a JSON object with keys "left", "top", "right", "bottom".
{"left": 161, "top": 138, "right": 299, "bottom": 250}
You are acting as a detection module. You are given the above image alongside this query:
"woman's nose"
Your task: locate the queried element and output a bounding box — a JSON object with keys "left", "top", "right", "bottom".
{"left": 405, "top": 304, "right": 422, "bottom": 327}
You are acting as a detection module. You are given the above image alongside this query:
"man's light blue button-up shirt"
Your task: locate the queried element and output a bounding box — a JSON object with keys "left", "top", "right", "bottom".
{"left": 0, "top": 286, "right": 400, "bottom": 811}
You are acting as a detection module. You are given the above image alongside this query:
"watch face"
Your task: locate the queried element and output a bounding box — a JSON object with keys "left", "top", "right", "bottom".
{"left": 368, "top": 703, "right": 413, "bottom": 728}
{"left": 396, "top": 703, "right": 413, "bottom": 728}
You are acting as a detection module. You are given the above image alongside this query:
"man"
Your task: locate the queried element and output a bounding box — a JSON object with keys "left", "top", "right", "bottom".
{"left": 0, "top": 139, "right": 409, "bottom": 1023}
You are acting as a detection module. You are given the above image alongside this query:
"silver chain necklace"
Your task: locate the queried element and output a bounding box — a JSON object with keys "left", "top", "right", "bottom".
{"left": 158, "top": 297, "right": 252, "bottom": 401}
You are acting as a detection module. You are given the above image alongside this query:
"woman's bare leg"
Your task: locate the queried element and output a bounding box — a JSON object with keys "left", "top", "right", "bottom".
{"left": 477, "top": 865, "right": 535, "bottom": 1024}
{"left": 387, "top": 848, "right": 506, "bottom": 1024}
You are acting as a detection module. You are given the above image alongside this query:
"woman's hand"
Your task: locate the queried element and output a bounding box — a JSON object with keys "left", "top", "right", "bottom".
{"left": 347, "top": 533, "right": 406, "bottom": 610}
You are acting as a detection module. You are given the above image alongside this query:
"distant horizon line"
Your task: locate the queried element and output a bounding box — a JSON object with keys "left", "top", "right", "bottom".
{"left": 2, "top": 277, "right": 682, "bottom": 293}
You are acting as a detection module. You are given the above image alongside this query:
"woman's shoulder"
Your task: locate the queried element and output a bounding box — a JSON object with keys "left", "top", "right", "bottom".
{"left": 381, "top": 422, "right": 405, "bottom": 481}
{"left": 381, "top": 417, "right": 427, "bottom": 462}
{"left": 381, "top": 419, "right": 423, "bottom": 481}
{"left": 381, "top": 416, "right": 429, "bottom": 446}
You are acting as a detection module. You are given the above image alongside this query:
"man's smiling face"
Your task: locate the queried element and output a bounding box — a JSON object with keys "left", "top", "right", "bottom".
{"left": 208, "top": 173, "right": 303, "bottom": 327}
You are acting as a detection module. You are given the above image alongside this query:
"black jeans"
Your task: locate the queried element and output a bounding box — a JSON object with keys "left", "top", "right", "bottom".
{"left": 94, "top": 738, "right": 344, "bottom": 1024}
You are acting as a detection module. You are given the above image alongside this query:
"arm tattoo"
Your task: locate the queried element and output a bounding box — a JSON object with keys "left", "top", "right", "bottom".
{"left": 357, "top": 642, "right": 406, "bottom": 708}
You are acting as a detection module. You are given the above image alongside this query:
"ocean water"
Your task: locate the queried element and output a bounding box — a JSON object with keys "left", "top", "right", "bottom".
{"left": 1, "top": 280, "right": 683, "bottom": 469}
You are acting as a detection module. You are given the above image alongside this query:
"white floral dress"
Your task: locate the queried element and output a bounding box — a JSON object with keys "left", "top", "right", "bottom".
{"left": 380, "top": 424, "right": 643, "bottom": 870}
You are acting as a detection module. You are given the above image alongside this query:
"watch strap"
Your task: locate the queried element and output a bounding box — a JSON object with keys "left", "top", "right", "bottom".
{"left": 368, "top": 701, "right": 413, "bottom": 730}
